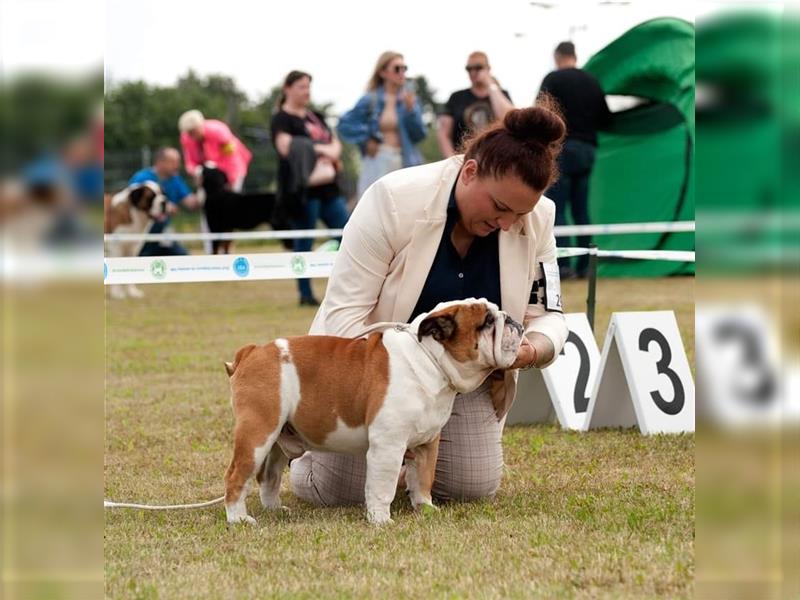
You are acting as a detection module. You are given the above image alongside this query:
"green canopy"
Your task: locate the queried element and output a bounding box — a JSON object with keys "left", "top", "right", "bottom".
{"left": 582, "top": 17, "right": 695, "bottom": 277}
{"left": 694, "top": 12, "right": 797, "bottom": 273}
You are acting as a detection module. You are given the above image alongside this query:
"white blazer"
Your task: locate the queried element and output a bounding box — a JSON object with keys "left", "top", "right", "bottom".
{"left": 310, "top": 156, "right": 568, "bottom": 418}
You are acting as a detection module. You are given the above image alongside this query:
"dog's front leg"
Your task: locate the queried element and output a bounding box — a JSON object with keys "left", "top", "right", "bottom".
{"left": 364, "top": 441, "right": 405, "bottom": 525}
{"left": 405, "top": 434, "right": 440, "bottom": 512}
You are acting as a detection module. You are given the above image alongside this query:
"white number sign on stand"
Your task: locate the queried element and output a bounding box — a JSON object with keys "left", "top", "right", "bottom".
{"left": 584, "top": 311, "right": 695, "bottom": 434}
{"left": 506, "top": 313, "right": 600, "bottom": 430}
{"left": 696, "top": 305, "right": 797, "bottom": 427}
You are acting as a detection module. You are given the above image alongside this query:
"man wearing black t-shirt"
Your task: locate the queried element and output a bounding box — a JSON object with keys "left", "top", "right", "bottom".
{"left": 437, "top": 52, "right": 514, "bottom": 157}
{"left": 539, "top": 41, "right": 611, "bottom": 279}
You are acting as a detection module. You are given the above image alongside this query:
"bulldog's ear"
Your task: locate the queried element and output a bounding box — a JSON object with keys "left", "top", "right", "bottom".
{"left": 418, "top": 314, "right": 456, "bottom": 342}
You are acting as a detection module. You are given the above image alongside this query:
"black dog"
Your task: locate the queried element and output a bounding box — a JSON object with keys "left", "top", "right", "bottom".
{"left": 201, "top": 166, "right": 276, "bottom": 254}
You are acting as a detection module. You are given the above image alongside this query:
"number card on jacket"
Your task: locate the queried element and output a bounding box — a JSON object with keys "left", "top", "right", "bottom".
{"left": 584, "top": 311, "right": 694, "bottom": 434}
{"left": 506, "top": 313, "right": 600, "bottom": 430}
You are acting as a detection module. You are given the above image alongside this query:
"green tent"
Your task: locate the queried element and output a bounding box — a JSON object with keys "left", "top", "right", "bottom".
{"left": 694, "top": 12, "right": 797, "bottom": 273}
{"left": 582, "top": 17, "right": 695, "bottom": 277}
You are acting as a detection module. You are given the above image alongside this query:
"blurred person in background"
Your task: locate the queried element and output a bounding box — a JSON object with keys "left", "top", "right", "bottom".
{"left": 63, "top": 132, "right": 104, "bottom": 205}
{"left": 538, "top": 41, "right": 610, "bottom": 279}
{"left": 128, "top": 147, "right": 200, "bottom": 256}
{"left": 337, "top": 51, "right": 427, "bottom": 197}
{"left": 290, "top": 104, "right": 568, "bottom": 507}
{"left": 178, "top": 109, "right": 252, "bottom": 191}
{"left": 271, "top": 70, "right": 349, "bottom": 307}
{"left": 178, "top": 109, "right": 252, "bottom": 253}
{"left": 437, "top": 51, "right": 514, "bottom": 158}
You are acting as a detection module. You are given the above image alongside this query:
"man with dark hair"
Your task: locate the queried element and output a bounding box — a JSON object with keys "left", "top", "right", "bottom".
{"left": 539, "top": 41, "right": 611, "bottom": 278}
{"left": 437, "top": 52, "right": 515, "bottom": 158}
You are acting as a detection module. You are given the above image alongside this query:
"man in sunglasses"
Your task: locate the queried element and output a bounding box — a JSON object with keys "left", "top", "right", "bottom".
{"left": 437, "top": 52, "right": 514, "bottom": 158}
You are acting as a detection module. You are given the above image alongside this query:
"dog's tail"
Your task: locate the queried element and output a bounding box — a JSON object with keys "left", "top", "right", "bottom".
{"left": 224, "top": 343, "right": 257, "bottom": 377}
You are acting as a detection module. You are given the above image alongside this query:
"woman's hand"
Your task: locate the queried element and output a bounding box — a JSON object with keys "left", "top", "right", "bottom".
{"left": 402, "top": 91, "right": 416, "bottom": 112}
{"left": 314, "top": 144, "right": 338, "bottom": 161}
{"left": 365, "top": 137, "right": 380, "bottom": 157}
{"left": 509, "top": 337, "right": 537, "bottom": 370}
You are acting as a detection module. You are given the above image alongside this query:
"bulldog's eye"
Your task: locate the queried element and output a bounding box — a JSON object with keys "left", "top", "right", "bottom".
{"left": 481, "top": 314, "right": 495, "bottom": 329}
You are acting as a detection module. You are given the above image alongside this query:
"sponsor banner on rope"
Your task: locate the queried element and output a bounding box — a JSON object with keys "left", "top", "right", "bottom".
{"left": 103, "top": 252, "right": 337, "bottom": 285}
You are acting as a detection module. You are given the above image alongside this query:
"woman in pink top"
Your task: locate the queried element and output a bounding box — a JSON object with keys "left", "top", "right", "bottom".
{"left": 178, "top": 110, "right": 252, "bottom": 192}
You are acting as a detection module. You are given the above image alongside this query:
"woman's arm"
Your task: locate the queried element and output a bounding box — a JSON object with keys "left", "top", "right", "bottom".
{"left": 314, "top": 180, "right": 398, "bottom": 337}
{"left": 523, "top": 202, "right": 568, "bottom": 368}
{"left": 401, "top": 98, "right": 427, "bottom": 144}
{"left": 314, "top": 135, "right": 342, "bottom": 161}
{"left": 487, "top": 83, "right": 515, "bottom": 121}
{"left": 274, "top": 132, "right": 292, "bottom": 158}
{"left": 336, "top": 94, "right": 380, "bottom": 146}
{"left": 436, "top": 115, "right": 456, "bottom": 158}
{"left": 179, "top": 133, "right": 198, "bottom": 174}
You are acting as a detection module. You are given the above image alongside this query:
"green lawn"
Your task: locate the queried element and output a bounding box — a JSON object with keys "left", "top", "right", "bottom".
{"left": 105, "top": 276, "right": 694, "bottom": 599}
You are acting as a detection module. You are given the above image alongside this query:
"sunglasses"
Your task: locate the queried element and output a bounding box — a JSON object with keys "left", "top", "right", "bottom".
{"left": 392, "top": 64, "right": 408, "bottom": 74}
{"left": 465, "top": 64, "right": 486, "bottom": 72}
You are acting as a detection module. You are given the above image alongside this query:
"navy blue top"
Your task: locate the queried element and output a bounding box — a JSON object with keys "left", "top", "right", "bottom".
{"left": 409, "top": 180, "right": 502, "bottom": 321}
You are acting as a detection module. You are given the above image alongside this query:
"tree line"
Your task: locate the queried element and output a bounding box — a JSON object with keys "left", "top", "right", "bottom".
{"left": 104, "top": 70, "right": 443, "bottom": 194}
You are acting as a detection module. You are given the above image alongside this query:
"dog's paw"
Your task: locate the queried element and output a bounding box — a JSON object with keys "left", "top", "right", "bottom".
{"left": 126, "top": 286, "right": 145, "bottom": 299}
{"left": 366, "top": 509, "right": 394, "bottom": 525}
{"left": 261, "top": 501, "right": 291, "bottom": 512}
{"left": 417, "top": 503, "right": 439, "bottom": 516}
{"left": 227, "top": 514, "right": 257, "bottom": 526}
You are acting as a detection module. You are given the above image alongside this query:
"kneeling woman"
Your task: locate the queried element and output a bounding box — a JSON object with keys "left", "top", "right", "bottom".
{"left": 290, "top": 103, "right": 570, "bottom": 505}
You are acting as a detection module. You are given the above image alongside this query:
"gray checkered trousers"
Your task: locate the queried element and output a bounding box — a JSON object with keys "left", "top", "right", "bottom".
{"left": 289, "top": 380, "right": 504, "bottom": 505}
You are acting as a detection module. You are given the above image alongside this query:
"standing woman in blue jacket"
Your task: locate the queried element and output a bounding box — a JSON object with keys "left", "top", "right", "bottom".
{"left": 337, "top": 51, "right": 427, "bottom": 197}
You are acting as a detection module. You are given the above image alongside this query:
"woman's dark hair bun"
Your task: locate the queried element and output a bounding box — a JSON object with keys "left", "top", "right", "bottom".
{"left": 503, "top": 99, "right": 566, "bottom": 147}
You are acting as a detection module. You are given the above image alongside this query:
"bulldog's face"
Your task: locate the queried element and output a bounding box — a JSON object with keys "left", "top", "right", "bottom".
{"left": 128, "top": 185, "right": 166, "bottom": 219}
{"left": 415, "top": 298, "right": 524, "bottom": 391}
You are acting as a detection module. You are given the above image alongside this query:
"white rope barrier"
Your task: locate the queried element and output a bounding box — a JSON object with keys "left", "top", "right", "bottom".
{"left": 104, "top": 228, "right": 342, "bottom": 243}
{"left": 554, "top": 221, "right": 694, "bottom": 237}
{"left": 556, "top": 247, "right": 695, "bottom": 261}
{"left": 103, "top": 247, "right": 694, "bottom": 286}
{"left": 597, "top": 249, "right": 695, "bottom": 262}
{"left": 103, "top": 221, "right": 695, "bottom": 243}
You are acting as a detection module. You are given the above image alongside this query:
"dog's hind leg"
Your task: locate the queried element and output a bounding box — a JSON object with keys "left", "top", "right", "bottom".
{"left": 257, "top": 444, "right": 289, "bottom": 510}
{"left": 405, "top": 434, "right": 440, "bottom": 512}
{"left": 224, "top": 418, "right": 280, "bottom": 525}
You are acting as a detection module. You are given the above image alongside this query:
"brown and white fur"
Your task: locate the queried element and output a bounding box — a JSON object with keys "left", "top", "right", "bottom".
{"left": 105, "top": 181, "right": 167, "bottom": 299}
{"left": 223, "top": 298, "right": 524, "bottom": 525}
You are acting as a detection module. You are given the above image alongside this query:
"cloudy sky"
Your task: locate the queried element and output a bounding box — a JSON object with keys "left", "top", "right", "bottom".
{"left": 5, "top": 0, "right": 712, "bottom": 114}
{"left": 102, "top": 0, "right": 699, "bottom": 114}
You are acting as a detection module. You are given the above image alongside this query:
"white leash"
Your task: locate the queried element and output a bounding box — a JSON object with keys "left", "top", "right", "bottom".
{"left": 103, "top": 497, "right": 225, "bottom": 510}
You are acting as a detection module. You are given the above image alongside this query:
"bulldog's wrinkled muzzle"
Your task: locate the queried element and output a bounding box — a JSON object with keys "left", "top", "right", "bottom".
{"left": 503, "top": 313, "right": 523, "bottom": 336}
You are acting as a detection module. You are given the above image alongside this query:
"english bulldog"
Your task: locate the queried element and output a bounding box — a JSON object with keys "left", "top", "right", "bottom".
{"left": 223, "top": 298, "right": 524, "bottom": 525}
{"left": 104, "top": 181, "right": 167, "bottom": 299}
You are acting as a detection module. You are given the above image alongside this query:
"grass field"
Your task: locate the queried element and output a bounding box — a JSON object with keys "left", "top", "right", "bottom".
{"left": 105, "top": 276, "right": 694, "bottom": 599}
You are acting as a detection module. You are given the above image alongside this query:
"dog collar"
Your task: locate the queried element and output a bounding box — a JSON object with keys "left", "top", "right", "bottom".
{"left": 354, "top": 321, "right": 458, "bottom": 392}
{"left": 392, "top": 324, "right": 458, "bottom": 393}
